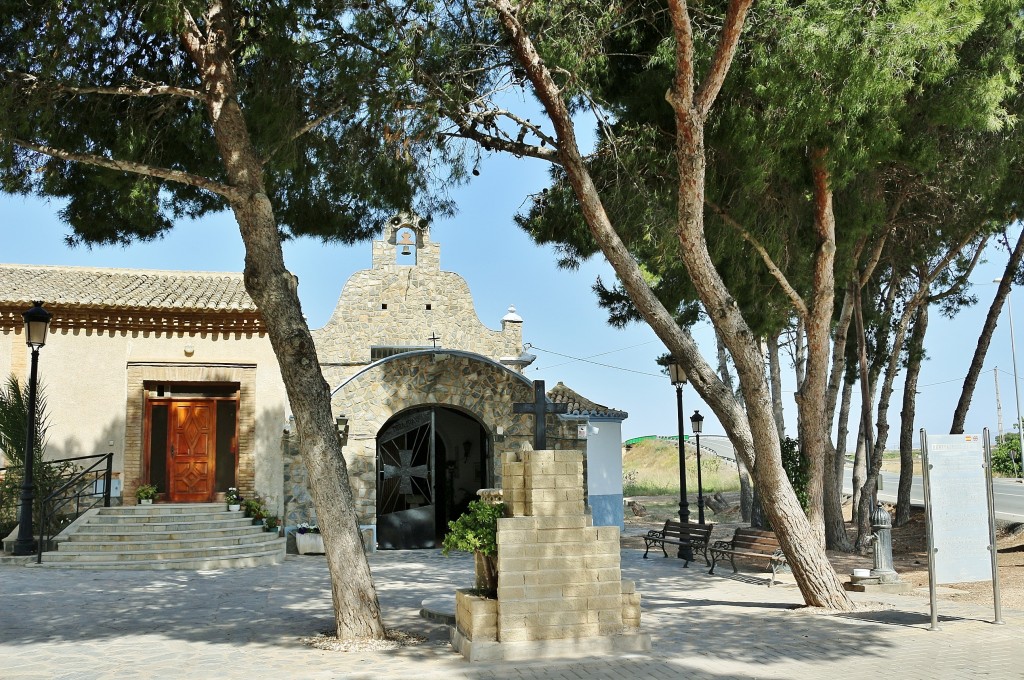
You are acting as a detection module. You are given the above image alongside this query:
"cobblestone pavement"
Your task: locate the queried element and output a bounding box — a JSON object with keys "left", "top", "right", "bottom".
{"left": 0, "top": 548, "right": 1020, "bottom": 679}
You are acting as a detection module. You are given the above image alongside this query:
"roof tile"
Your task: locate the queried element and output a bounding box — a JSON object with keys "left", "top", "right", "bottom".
{"left": 0, "top": 264, "right": 256, "bottom": 312}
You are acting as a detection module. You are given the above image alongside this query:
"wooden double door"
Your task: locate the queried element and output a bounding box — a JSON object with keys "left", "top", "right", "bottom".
{"left": 146, "top": 397, "right": 238, "bottom": 503}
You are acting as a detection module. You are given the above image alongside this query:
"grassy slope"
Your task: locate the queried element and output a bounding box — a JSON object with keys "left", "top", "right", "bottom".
{"left": 622, "top": 439, "right": 739, "bottom": 495}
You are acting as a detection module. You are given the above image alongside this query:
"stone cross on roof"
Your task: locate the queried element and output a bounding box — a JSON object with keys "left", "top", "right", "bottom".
{"left": 513, "top": 380, "right": 568, "bottom": 450}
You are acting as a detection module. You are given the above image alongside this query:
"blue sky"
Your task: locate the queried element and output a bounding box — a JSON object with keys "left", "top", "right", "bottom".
{"left": 0, "top": 149, "right": 1019, "bottom": 450}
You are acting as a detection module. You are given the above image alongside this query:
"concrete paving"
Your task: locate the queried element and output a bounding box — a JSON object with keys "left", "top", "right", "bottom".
{"left": 0, "top": 547, "right": 1020, "bottom": 679}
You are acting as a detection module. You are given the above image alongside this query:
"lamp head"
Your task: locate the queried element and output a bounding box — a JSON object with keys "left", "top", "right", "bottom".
{"left": 22, "top": 301, "right": 52, "bottom": 348}
{"left": 668, "top": 362, "right": 687, "bottom": 386}
{"left": 690, "top": 409, "right": 704, "bottom": 434}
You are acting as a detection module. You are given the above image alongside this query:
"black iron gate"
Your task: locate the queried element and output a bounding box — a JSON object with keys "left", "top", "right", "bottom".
{"left": 376, "top": 409, "right": 440, "bottom": 549}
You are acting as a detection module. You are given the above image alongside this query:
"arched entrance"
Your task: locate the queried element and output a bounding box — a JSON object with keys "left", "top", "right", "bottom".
{"left": 376, "top": 405, "right": 490, "bottom": 549}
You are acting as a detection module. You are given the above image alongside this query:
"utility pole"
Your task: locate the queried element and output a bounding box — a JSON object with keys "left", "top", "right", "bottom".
{"left": 995, "top": 366, "right": 1004, "bottom": 439}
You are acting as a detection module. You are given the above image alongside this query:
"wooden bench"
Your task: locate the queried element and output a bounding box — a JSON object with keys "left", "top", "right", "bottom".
{"left": 642, "top": 520, "right": 714, "bottom": 567}
{"left": 708, "top": 527, "right": 788, "bottom": 587}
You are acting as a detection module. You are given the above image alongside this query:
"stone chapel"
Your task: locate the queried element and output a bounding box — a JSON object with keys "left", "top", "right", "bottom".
{"left": 0, "top": 215, "right": 627, "bottom": 551}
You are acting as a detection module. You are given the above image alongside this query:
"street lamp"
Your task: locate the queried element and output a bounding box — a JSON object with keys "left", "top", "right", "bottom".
{"left": 668, "top": 362, "right": 692, "bottom": 560}
{"left": 690, "top": 410, "right": 706, "bottom": 524}
{"left": 13, "top": 302, "right": 53, "bottom": 556}
{"left": 995, "top": 279, "right": 1023, "bottom": 477}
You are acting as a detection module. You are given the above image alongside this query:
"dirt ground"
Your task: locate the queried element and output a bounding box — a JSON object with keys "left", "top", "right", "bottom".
{"left": 622, "top": 493, "right": 1024, "bottom": 609}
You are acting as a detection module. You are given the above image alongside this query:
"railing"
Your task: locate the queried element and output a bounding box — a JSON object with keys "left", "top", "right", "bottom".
{"left": 35, "top": 453, "right": 114, "bottom": 563}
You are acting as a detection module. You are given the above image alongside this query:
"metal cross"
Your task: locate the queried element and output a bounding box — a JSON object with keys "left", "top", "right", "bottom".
{"left": 428, "top": 332, "right": 440, "bottom": 348}
{"left": 513, "top": 380, "right": 568, "bottom": 450}
{"left": 383, "top": 449, "right": 428, "bottom": 495}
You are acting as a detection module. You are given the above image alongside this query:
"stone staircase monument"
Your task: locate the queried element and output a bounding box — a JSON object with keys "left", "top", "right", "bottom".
{"left": 451, "top": 449, "right": 650, "bottom": 661}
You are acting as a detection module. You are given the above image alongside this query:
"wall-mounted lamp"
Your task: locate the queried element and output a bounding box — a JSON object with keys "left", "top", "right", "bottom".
{"left": 336, "top": 415, "right": 349, "bottom": 447}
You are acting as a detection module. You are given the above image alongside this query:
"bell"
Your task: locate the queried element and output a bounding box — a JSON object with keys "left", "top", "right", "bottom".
{"left": 401, "top": 245, "right": 412, "bottom": 256}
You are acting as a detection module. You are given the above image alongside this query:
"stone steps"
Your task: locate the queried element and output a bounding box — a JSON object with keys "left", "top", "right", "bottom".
{"left": 38, "top": 503, "right": 284, "bottom": 570}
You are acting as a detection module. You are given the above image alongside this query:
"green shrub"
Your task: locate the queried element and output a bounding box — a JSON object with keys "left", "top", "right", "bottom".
{"left": 441, "top": 500, "right": 505, "bottom": 557}
{"left": 992, "top": 434, "right": 1022, "bottom": 477}
{"left": 781, "top": 436, "right": 809, "bottom": 511}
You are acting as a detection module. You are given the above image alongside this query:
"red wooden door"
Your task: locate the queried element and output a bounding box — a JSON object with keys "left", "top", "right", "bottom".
{"left": 167, "top": 401, "right": 216, "bottom": 502}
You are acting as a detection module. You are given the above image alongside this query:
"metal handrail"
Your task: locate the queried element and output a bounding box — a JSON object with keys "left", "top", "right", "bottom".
{"left": 35, "top": 453, "right": 113, "bottom": 563}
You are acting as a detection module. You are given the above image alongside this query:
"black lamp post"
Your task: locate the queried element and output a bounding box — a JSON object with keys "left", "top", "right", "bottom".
{"left": 13, "top": 301, "right": 52, "bottom": 556}
{"left": 668, "top": 362, "right": 692, "bottom": 561}
{"left": 690, "top": 410, "right": 706, "bottom": 525}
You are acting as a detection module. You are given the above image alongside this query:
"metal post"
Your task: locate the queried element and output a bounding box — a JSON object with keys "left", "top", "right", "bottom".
{"left": 921, "top": 429, "right": 940, "bottom": 631}
{"left": 1004, "top": 288, "right": 1023, "bottom": 477}
{"left": 103, "top": 452, "right": 113, "bottom": 508}
{"left": 983, "top": 429, "right": 1004, "bottom": 625}
{"left": 13, "top": 346, "right": 41, "bottom": 556}
{"left": 695, "top": 430, "right": 705, "bottom": 525}
{"left": 675, "top": 384, "right": 692, "bottom": 561}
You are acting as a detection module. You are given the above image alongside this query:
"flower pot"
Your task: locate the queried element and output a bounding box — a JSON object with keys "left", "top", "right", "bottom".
{"left": 296, "top": 532, "right": 325, "bottom": 555}
{"left": 139, "top": 499, "right": 153, "bottom": 505}
{"left": 253, "top": 518, "right": 265, "bottom": 526}
{"left": 228, "top": 504, "right": 241, "bottom": 512}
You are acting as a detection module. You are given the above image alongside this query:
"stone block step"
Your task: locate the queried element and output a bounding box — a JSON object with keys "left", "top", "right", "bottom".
{"left": 44, "top": 537, "right": 285, "bottom": 563}
{"left": 60, "top": 531, "right": 276, "bottom": 552}
{"left": 88, "top": 513, "right": 253, "bottom": 526}
{"left": 86, "top": 518, "right": 258, "bottom": 532}
{"left": 65, "top": 525, "right": 268, "bottom": 543}
{"left": 33, "top": 542, "right": 286, "bottom": 570}
{"left": 98, "top": 503, "right": 227, "bottom": 516}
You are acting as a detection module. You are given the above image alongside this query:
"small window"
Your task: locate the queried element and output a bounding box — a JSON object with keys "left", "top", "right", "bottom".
{"left": 381, "top": 303, "right": 388, "bottom": 310}
{"left": 425, "top": 304, "right": 432, "bottom": 310}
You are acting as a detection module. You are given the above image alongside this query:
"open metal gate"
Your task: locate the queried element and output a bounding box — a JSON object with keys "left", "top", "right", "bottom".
{"left": 376, "top": 409, "right": 438, "bottom": 549}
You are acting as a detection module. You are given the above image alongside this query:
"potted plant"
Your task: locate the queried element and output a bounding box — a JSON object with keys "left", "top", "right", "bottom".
{"left": 441, "top": 500, "right": 505, "bottom": 597}
{"left": 243, "top": 497, "right": 265, "bottom": 523}
{"left": 294, "top": 522, "right": 324, "bottom": 554}
{"left": 264, "top": 516, "right": 280, "bottom": 534}
{"left": 225, "top": 487, "right": 242, "bottom": 511}
{"left": 136, "top": 484, "right": 158, "bottom": 505}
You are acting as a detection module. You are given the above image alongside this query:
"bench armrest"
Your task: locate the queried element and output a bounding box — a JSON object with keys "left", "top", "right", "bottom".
{"left": 771, "top": 548, "right": 786, "bottom": 562}
{"left": 711, "top": 540, "right": 732, "bottom": 550}
{"left": 646, "top": 530, "right": 665, "bottom": 539}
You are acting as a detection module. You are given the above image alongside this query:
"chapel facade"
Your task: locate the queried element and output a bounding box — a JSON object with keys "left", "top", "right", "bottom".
{"left": 0, "top": 215, "right": 627, "bottom": 551}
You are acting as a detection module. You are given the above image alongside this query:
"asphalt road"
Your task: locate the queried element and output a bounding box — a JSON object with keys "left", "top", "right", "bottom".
{"left": 843, "top": 468, "right": 1024, "bottom": 523}
{"left": 692, "top": 436, "right": 1024, "bottom": 523}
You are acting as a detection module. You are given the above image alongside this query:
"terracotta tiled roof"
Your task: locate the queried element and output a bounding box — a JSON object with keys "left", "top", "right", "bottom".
{"left": 0, "top": 264, "right": 256, "bottom": 312}
{"left": 547, "top": 381, "right": 628, "bottom": 420}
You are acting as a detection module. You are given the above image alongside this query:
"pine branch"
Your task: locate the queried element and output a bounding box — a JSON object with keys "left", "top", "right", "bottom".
{"left": 705, "top": 199, "right": 809, "bottom": 318}
{"left": 4, "top": 71, "right": 201, "bottom": 99}
{"left": 694, "top": 0, "right": 754, "bottom": 119}
{"left": 9, "top": 138, "right": 241, "bottom": 201}
{"left": 261, "top": 101, "right": 348, "bottom": 166}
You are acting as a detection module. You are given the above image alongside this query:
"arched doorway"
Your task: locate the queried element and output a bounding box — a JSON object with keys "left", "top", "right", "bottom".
{"left": 376, "top": 405, "right": 490, "bottom": 549}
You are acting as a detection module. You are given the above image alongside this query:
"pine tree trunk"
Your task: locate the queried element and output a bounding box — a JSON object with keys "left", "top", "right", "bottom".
{"left": 767, "top": 331, "right": 786, "bottom": 439}
{"left": 719, "top": 334, "right": 752, "bottom": 520}
{"left": 897, "top": 304, "right": 928, "bottom": 525}
{"left": 187, "top": 1, "right": 384, "bottom": 639}
{"left": 950, "top": 229, "right": 1024, "bottom": 433}
{"left": 823, "top": 286, "right": 854, "bottom": 550}
{"left": 792, "top": 151, "right": 838, "bottom": 549}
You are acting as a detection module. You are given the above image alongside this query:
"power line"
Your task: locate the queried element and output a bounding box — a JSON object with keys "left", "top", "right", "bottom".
{"left": 527, "top": 341, "right": 664, "bottom": 378}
